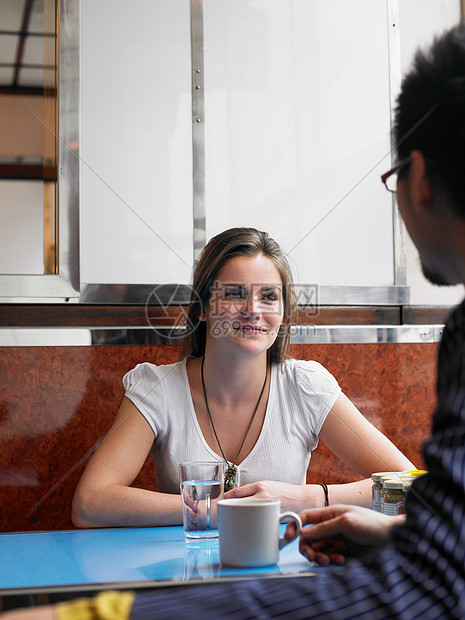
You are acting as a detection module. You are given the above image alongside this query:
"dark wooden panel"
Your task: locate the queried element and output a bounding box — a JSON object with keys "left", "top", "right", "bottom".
{"left": 295, "top": 306, "right": 401, "bottom": 325}
{"left": 402, "top": 305, "right": 454, "bottom": 325}
{"left": 1, "top": 303, "right": 453, "bottom": 329}
{"left": 0, "top": 304, "right": 401, "bottom": 328}
{"left": 0, "top": 164, "right": 56, "bottom": 181}
{"left": 0, "top": 305, "right": 184, "bottom": 327}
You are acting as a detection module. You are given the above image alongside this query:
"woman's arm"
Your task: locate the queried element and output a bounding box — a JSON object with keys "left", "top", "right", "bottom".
{"left": 317, "top": 392, "right": 416, "bottom": 506}
{"left": 71, "top": 396, "right": 183, "bottom": 528}
{"left": 226, "top": 392, "right": 415, "bottom": 510}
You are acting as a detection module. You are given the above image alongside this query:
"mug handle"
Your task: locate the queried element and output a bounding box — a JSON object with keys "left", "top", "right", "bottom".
{"left": 278, "top": 511, "right": 302, "bottom": 550}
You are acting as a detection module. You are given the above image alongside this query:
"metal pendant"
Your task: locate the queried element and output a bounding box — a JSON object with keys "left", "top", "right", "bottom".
{"left": 224, "top": 464, "right": 238, "bottom": 491}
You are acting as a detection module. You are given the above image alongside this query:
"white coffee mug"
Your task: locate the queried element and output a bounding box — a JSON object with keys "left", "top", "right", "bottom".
{"left": 218, "top": 498, "right": 302, "bottom": 567}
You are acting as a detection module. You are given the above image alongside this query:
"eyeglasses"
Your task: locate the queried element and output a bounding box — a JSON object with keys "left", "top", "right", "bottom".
{"left": 381, "top": 157, "right": 412, "bottom": 193}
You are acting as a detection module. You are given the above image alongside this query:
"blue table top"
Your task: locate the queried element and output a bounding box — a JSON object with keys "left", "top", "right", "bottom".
{"left": 0, "top": 526, "right": 321, "bottom": 595}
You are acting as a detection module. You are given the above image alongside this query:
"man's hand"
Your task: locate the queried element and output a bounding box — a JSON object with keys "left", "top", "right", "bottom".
{"left": 285, "top": 504, "right": 404, "bottom": 566}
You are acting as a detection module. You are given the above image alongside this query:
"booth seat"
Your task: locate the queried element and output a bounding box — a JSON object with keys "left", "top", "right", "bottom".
{"left": 0, "top": 342, "right": 435, "bottom": 532}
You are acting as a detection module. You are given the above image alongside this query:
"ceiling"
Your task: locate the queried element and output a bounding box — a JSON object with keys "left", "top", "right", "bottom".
{"left": 0, "top": 0, "right": 56, "bottom": 94}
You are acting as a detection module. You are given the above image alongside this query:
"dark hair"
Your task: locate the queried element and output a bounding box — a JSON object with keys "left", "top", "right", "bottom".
{"left": 394, "top": 23, "right": 465, "bottom": 216}
{"left": 179, "top": 227, "right": 296, "bottom": 365}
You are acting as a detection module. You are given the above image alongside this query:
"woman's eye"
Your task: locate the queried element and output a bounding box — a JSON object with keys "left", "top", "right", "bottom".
{"left": 262, "top": 292, "right": 279, "bottom": 302}
{"left": 223, "top": 289, "right": 245, "bottom": 299}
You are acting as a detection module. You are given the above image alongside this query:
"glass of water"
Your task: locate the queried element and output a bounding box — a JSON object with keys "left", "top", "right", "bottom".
{"left": 179, "top": 462, "right": 224, "bottom": 541}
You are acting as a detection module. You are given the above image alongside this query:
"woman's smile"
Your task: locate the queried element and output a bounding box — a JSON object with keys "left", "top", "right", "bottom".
{"left": 234, "top": 323, "right": 270, "bottom": 336}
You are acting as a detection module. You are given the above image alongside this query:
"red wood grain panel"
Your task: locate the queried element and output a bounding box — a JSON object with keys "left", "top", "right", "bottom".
{"left": 0, "top": 342, "right": 437, "bottom": 532}
{"left": 0, "top": 346, "right": 179, "bottom": 532}
{"left": 289, "top": 343, "right": 436, "bottom": 485}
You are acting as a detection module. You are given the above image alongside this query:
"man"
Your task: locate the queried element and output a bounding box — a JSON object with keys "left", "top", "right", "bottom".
{"left": 3, "top": 21, "right": 465, "bottom": 620}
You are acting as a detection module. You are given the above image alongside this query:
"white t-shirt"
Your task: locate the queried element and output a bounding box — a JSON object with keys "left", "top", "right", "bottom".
{"left": 123, "top": 357, "right": 341, "bottom": 494}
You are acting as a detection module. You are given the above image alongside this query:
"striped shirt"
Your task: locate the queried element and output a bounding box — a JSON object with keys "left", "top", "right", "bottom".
{"left": 130, "top": 301, "right": 465, "bottom": 619}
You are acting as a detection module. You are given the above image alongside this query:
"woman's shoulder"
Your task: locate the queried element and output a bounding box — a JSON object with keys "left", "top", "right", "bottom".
{"left": 281, "top": 357, "right": 335, "bottom": 377}
{"left": 279, "top": 358, "right": 340, "bottom": 392}
{"left": 123, "top": 359, "right": 186, "bottom": 392}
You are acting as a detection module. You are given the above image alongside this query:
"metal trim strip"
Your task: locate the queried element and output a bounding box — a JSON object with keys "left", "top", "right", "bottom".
{"left": 0, "top": 0, "right": 80, "bottom": 300}
{"left": 0, "top": 325, "right": 443, "bottom": 347}
{"left": 386, "top": 0, "right": 407, "bottom": 286}
{"left": 191, "top": 0, "right": 206, "bottom": 260}
{"left": 77, "top": 283, "right": 409, "bottom": 305}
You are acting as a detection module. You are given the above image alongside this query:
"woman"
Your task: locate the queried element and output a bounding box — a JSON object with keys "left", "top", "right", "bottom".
{"left": 72, "top": 227, "right": 414, "bottom": 527}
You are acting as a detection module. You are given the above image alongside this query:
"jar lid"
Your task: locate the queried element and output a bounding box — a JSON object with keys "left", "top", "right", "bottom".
{"left": 405, "top": 469, "right": 427, "bottom": 477}
{"left": 380, "top": 473, "right": 403, "bottom": 482}
{"left": 383, "top": 480, "right": 404, "bottom": 490}
{"left": 372, "top": 471, "right": 397, "bottom": 482}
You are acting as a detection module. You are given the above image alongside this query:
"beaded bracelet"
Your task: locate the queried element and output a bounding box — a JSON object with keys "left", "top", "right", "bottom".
{"left": 319, "top": 483, "right": 329, "bottom": 506}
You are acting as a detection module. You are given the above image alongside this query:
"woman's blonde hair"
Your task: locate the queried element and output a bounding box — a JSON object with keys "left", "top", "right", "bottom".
{"left": 179, "top": 227, "right": 296, "bottom": 365}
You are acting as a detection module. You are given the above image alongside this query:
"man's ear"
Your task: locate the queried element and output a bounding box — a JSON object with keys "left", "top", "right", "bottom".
{"left": 409, "top": 150, "right": 434, "bottom": 214}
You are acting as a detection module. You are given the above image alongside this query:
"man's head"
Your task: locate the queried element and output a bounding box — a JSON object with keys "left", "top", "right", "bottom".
{"left": 392, "top": 23, "right": 465, "bottom": 286}
{"left": 394, "top": 23, "right": 465, "bottom": 217}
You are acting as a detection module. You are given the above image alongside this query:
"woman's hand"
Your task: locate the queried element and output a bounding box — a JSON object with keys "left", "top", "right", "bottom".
{"left": 224, "top": 481, "right": 326, "bottom": 512}
{"left": 285, "top": 504, "right": 404, "bottom": 566}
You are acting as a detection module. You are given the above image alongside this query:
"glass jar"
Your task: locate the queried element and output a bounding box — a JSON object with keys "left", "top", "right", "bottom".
{"left": 382, "top": 479, "right": 405, "bottom": 515}
{"left": 402, "top": 478, "right": 413, "bottom": 512}
{"left": 371, "top": 472, "right": 394, "bottom": 512}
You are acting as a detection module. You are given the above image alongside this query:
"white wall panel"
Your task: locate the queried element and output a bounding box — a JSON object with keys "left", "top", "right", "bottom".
{"left": 80, "top": 0, "right": 193, "bottom": 285}
{"left": 203, "top": 0, "right": 394, "bottom": 286}
{"left": 77, "top": 0, "right": 462, "bottom": 299}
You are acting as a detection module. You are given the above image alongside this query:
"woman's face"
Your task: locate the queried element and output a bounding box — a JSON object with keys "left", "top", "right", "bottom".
{"left": 202, "top": 254, "right": 284, "bottom": 357}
